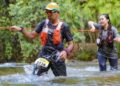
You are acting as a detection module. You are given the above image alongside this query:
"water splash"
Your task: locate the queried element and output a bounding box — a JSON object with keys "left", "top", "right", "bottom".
{"left": 0, "top": 62, "right": 120, "bottom": 86}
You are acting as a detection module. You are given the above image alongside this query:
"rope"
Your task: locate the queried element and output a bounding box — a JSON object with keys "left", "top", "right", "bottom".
{"left": 79, "top": 30, "right": 99, "bottom": 32}
{"left": 0, "top": 27, "right": 9, "bottom": 30}
{"left": 0, "top": 27, "right": 119, "bottom": 32}
{"left": 0, "top": 27, "right": 31, "bottom": 30}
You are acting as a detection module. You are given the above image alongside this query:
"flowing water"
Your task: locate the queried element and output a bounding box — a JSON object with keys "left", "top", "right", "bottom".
{"left": 0, "top": 61, "right": 120, "bottom": 86}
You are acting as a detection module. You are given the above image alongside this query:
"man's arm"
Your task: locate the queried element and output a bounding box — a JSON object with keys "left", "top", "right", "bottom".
{"left": 60, "top": 22, "right": 74, "bottom": 60}
{"left": 64, "top": 41, "right": 74, "bottom": 55}
{"left": 10, "top": 26, "right": 38, "bottom": 39}
{"left": 60, "top": 41, "right": 73, "bottom": 60}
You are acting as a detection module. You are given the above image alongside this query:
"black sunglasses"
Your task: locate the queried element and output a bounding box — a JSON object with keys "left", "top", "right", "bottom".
{"left": 45, "top": 10, "right": 58, "bottom": 14}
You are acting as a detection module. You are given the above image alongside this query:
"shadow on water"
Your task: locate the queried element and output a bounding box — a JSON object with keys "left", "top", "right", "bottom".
{"left": 0, "top": 61, "right": 120, "bottom": 86}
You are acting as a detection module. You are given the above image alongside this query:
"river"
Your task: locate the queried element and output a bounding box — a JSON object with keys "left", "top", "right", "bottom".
{"left": 0, "top": 60, "right": 120, "bottom": 86}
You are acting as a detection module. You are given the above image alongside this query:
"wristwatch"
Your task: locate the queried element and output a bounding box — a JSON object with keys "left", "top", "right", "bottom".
{"left": 19, "top": 27, "right": 24, "bottom": 33}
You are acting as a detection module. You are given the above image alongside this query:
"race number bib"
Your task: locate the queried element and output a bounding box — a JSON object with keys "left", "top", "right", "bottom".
{"left": 35, "top": 58, "right": 49, "bottom": 68}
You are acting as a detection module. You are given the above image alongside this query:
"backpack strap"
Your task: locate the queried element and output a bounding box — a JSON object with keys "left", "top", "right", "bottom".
{"left": 42, "top": 19, "right": 49, "bottom": 33}
{"left": 45, "top": 19, "right": 49, "bottom": 28}
{"left": 40, "top": 19, "right": 49, "bottom": 46}
{"left": 53, "top": 21, "right": 63, "bottom": 45}
{"left": 107, "top": 25, "right": 113, "bottom": 43}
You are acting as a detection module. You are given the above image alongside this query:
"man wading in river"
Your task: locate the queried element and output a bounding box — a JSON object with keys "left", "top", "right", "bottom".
{"left": 10, "top": 2, "right": 73, "bottom": 76}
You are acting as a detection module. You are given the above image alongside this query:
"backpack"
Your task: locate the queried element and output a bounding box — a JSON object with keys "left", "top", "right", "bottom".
{"left": 40, "top": 19, "right": 63, "bottom": 46}
{"left": 97, "top": 25, "right": 114, "bottom": 48}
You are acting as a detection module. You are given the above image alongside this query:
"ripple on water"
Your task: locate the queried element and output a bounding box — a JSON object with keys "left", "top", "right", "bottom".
{"left": 0, "top": 62, "right": 120, "bottom": 86}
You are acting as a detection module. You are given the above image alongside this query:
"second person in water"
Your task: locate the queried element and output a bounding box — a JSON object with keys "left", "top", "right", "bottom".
{"left": 88, "top": 14, "right": 120, "bottom": 71}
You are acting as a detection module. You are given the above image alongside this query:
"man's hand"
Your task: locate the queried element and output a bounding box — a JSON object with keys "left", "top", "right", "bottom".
{"left": 9, "top": 26, "right": 21, "bottom": 32}
{"left": 60, "top": 41, "right": 73, "bottom": 60}
{"left": 60, "top": 50, "right": 67, "bottom": 61}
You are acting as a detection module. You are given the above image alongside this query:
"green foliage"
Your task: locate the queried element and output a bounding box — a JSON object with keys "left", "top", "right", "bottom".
{"left": 75, "top": 51, "right": 94, "bottom": 61}
{"left": 0, "top": 0, "right": 11, "bottom": 26}
{"left": 73, "top": 33, "right": 85, "bottom": 43}
{"left": 73, "top": 43, "right": 97, "bottom": 61}
{"left": 81, "top": 0, "right": 120, "bottom": 28}
{"left": 0, "top": 30, "right": 21, "bottom": 62}
{"left": 9, "top": 0, "right": 48, "bottom": 27}
{"left": 19, "top": 36, "right": 40, "bottom": 63}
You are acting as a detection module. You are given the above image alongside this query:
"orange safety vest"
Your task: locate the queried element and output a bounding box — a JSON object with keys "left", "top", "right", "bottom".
{"left": 40, "top": 19, "right": 63, "bottom": 46}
